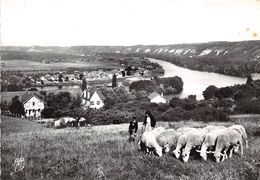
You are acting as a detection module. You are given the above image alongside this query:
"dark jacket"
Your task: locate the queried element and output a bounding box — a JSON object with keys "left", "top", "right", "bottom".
{"left": 129, "top": 120, "right": 138, "bottom": 134}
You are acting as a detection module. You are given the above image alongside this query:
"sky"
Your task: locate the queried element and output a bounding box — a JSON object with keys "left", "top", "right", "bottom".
{"left": 1, "top": 0, "right": 260, "bottom": 46}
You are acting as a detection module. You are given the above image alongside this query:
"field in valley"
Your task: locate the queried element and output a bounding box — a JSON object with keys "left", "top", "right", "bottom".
{"left": 1, "top": 115, "right": 260, "bottom": 180}
{"left": 0, "top": 60, "right": 116, "bottom": 71}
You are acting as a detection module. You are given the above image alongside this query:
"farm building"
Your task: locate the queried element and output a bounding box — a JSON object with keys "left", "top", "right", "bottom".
{"left": 22, "top": 93, "right": 45, "bottom": 118}
{"left": 148, "top": 92, "right": 167, "bottom": 104}
{"left": 81, "top": 87, "right": 105, "bottom": 109}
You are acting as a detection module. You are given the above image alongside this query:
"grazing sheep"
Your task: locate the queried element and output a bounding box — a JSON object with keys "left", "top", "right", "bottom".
{"left": 181, "top": 129, "right": 208, "bottom": 162}
{"left": 138, "top": 127, "right": 165, "bottom": 152}
{"left": 156, "top": 129, "right": 177, "bottom": 153}
{"left": 140, "top": 131, "right": 163, "bottom": 157}
{"left": 229, "top": 125, "right": 248, "bottom": 149}
{"left": 173, "top": 129, "right": 199, "bottom": 159}
{"left": 214, "top": 129, "right": 243, "bottom": 163}
{"left": 198, "top": 127, "right": 227, "bottom": 161}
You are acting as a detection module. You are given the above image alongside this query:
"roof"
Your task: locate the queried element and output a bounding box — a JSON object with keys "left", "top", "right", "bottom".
{"left": 148, "top": 92, "right": 167, "bottom": 101}
{"left": 22, "top": 92, "right": 44, "bottom": 104}
{"left": 82, "top": 87, "right": 105, "bottom": 101}
{"left": 95, "top": 89, "right": 105, "bottom": 100}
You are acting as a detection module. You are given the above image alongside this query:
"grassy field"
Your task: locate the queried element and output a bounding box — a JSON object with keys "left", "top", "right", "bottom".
{"left": 0, "top": 60, "right": 116, "bottom": 71}
{"left": 1, "top": 115, "right": 260, "bottom": 180}
{"left": 1, "top": 87, "right": 82, "bottom": 104}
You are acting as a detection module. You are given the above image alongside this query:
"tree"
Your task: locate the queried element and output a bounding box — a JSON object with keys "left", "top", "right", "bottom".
{"left": 104, "top": 96, "right": 116, "bottom": 109}
{"left": 112, "top": 74, "right": 117, "bottom": 88}
{"left": 79, "top": 73, "right": 84, "bottom": 80}
{"left": 169, "top": 97, "right": 182, "bottom": 108}
{"left": 70, "top": 94, "right": 82, "bottom": 110}
{"left": 129, "top": 80, "right": 156, "bottom": 93}
{"left": 246, "top": 75, "right": 253, "bottom": 85}
{"left": 216, "top": 87, "right": 233, "bottom": 99}
{"left": 10, "top": 96, "right": 25, "bottom": 117}
{"left": 82, "top": 78, "right": 87, "bottom": 91}
{"left": 58, "top": 73, "right": 63, "bottom": 82}
{"left": 28, "top": 87, "right": 38, "bottom": 91}
{"left": 121, "top": 71, "right": 125, "bottom": 77}
{"left": 203, "top": 85, "right": 219, "bottom": 100}
{"left": 125, "top": 66, "right": 132, "bottom": 76}
{"left": 42, "top": 107, "right": 55, "bottom": 118}
{"left": 154, "top": 76, "right": 183, "bottom": 93}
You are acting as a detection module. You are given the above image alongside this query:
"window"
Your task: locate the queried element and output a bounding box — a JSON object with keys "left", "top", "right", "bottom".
{"left": 97, "top": 101, "right": 100, "bottom": 105}
{"left": 32, "top": 102, "right": 35, "bottom": 106}
{"left": 90, "top": 101, "right": 94, "bottom": 105}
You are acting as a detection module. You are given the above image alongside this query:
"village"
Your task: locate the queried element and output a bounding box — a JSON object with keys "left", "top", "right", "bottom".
{"left": 2, "top": 56, "right": 178, "bottom": 128}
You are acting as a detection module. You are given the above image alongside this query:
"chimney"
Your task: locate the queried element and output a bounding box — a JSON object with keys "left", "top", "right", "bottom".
{"left": 161, "top": 92, "right": 163, "bottom": 97}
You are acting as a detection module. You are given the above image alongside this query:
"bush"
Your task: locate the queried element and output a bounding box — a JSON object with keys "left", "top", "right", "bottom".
{"left": 155, "top": 76, "right": 183, "bottom": 92}
{"left": 42, "top": 107, "right": 55, "bottom": 118}
{"left": 28, "top": 87, "right": 38, "bottom": 91}
{"left": 203, "top": 85, "right": 219, "bottom": 100}
{"left": 129, "top": 80, "right": 156, "bottom": 93}
{"left": 235, "top": 98, "right": 260, "bottom": 114}
{"left": 193, "top": 107, "right": 230, "bottom": 122}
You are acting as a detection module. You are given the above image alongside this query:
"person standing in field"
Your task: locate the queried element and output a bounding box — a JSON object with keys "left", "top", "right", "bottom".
{"left": 143, "top": 111, "right": 156, "bottom": 132}
{"left": 129, "top": 116, "right": 138, "bottom": 142}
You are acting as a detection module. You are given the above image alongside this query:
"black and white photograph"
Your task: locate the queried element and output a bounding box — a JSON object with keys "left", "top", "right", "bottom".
{"left": 1, "top": 0, "right": 260, "bottom": 179}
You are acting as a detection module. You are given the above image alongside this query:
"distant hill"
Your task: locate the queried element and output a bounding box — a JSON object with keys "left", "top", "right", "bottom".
{"left": 2, "top": 40, "right": 260, "bottom": 76}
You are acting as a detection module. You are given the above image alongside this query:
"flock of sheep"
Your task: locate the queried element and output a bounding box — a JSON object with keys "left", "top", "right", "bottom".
{"left": 138, "top": 125, "right": 248, "bottom": 163}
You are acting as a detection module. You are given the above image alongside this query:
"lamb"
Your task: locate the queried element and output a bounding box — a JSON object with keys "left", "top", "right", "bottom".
{"left": 140, "top": 131, "right": 163, "bottom": 157}
{"left": 173, "top": 128, "right": 199, "bottom": 159}
{"left": 138, "top": 126, "right": 165, "bottom": 152}
{"left": 229, "top": 125, "right": 248, "bottom": 149}
{"left": 181, "top": 129, "right": 208, "bottom": 162}
{"left": 198, "top": 126, "right": 227, "bottom": 161}
{"left": 214, "top": 129, "right": 243, "bottom": 163}
{"left": 156, "top": 129, "right": 177, "bottom": 153}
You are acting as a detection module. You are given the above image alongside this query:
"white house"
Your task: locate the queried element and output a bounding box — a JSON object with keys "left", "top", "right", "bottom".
{"left": 148, "top": 92, "right": 167, "bottom": 104}
{"left": 81, "top": 88, "right": 105, "bottom": 109}
{"left": 22, "top": 93, "right": 45, "bottom": 118}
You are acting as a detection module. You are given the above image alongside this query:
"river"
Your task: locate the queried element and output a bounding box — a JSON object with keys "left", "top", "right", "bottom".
{"left": 149, "top": 58, "right": 260, "bottom": 100}
{"left": 23, "top": 58, "right": 260, "bottom": 101}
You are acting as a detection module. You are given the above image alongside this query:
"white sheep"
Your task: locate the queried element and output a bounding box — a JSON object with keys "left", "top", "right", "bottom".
{"left": 140, "top": 131, "right": 163, "bottom": 157}
{"left": 138, "top": 127, "right": 165, "bottom": 152}
{"left": 197, "top": 126, "right": 227, "bottom": 161}
{"left": 229, "top": 124, "right": 248, "bottom": 149}
{"left": 173, "top": 128, "right": 199, "bottom": 159}
{"left": 181, "top": 129, "right": 208, "bottom": 162}
{"left": 214, "top": 129, "right": 243, "bottom": 163}
{"left": 156, "top": 129, "right": 177, "bottom": 153}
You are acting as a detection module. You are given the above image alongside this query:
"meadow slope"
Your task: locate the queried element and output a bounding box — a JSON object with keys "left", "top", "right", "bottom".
{"left": 1, "top": 115, "right": 260, "bottom": 180}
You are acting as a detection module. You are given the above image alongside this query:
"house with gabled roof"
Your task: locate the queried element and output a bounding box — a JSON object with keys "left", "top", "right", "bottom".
{"left": 22, "top": 93, "right": 45, "bottom": 118}
{"left": 81, "top": 87, "right": 105, "bottom": 109}
{"left": 148, "top": 92, "right": 167, "bottom": 104}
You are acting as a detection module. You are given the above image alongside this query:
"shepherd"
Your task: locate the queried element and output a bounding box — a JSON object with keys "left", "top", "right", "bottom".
{"left": 143, "top": 111, "right": 156, "bottom": 132}
{"left": 129, "top": 116, "right": 138, "bottom": 142}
